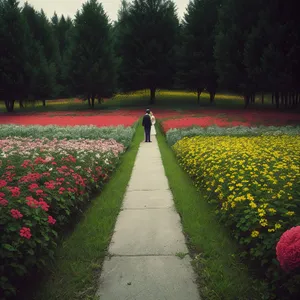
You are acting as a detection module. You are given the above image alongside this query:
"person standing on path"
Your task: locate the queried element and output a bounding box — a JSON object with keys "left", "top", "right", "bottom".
{"left": 150, "top": 111, "right": 156, "bottom": 136}
{"left": 142, "top": 109, "right": 152, "bottom": 142}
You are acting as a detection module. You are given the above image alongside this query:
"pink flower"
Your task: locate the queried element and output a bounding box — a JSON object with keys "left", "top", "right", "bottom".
{"left": 20, "top": 227, "right": 32, "bottom": 239}
{"left": 0, "top": 197, "right": 8, "bottom": 206}
{"left": 10, "top": 209, "right": 23, "bottom": 219}
{"left": 48, "top": 216, "right": 56, "bottom": 225}
{"left": 276, "top": 226, "right": 300, "bottom": 272}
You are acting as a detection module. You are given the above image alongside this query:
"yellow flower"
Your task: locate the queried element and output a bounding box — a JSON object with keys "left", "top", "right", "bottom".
{"left": 286, "top": 211, "right": 295, "bottom": 216}
{"left": 251, "top": 230, "right": 260, "bottom": 238}
{"left": 274, "top": 223, "right": 282, "bottom": 229}
{"left": 268, "top": 228, "right": 275, "bottom": 233}
{"left": 259, "top": 219, "right": 268, "bottom": 227}
{"left": 268, "top": 208, "right": 276, "bottom": 214}
{"left": 249, "top": 202, "right": 257, "bottom": 209}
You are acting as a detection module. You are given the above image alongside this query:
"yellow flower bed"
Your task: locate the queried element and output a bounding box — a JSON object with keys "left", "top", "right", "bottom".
{"left": 173, "top": 135, "right": 300, "bottom": 264}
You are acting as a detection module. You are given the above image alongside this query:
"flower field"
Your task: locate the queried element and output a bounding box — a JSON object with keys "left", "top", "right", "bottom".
{"left": 0, "top": 125, "right": 134, "bottom": 297}
{"left": 172, "top": 134, "right": 300, "bottom": 294}
{"left": 160, "top": 111, "right": 300, "bottom": 133}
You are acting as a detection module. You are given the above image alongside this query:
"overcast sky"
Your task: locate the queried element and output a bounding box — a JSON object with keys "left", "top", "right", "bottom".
{"left": 19, "top": 0, "right": 190, "bottom": 22}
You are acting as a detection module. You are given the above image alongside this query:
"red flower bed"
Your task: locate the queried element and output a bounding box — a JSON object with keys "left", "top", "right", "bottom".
{"left": 0, "top": 115, "right": 137, "bottom": 127}
{"left": 162, "top": 116, "right": 251, "bottom": 132}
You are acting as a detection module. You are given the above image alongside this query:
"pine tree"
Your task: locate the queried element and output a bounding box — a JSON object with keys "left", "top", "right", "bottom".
{"left": 215, "top": 0, "right": 261, "bottom": 107}
{"left": 22, "top": 3, "right": 58, "bottom": 105}
{"left": 0, "top": 0, "right": 27, "bottom": 112}
{"left": 116, "top": 0, "right": 179, "bottom": 104}
{"left": 178, "top": 0, "right": 221, "bottom": 104}
{"left": 69, "top": 0, "right": 117, "bottom": 108}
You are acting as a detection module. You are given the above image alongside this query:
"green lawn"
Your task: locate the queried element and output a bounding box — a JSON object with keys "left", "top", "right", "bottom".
{"left": 0, "top": 90, "right": 276, "bottom": 113}
{"left": 22, "top": 124, "right": 143, "bottom": 300}
{"left": 156, "top": 126, "right": 270, "bottom": 300}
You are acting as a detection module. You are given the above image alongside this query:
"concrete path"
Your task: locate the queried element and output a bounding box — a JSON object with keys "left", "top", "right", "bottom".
{"left": 97, "top": 136, "right": 200, "bottom": 300}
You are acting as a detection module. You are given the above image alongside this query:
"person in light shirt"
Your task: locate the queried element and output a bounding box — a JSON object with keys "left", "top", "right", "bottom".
{"left": 150, "top": 111, "right": 156, "bottom": 135}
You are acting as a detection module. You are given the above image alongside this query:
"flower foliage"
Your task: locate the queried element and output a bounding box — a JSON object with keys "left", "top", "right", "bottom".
{"left": 0, "top": 125, "right": 135, "bottom": 148}
{"left": 166, "top": 125, "right": 300, "bottom": 146}
{"left": 172, "top": 135, "right": 300, "bottom": 274}
{"left": 0, "top": 136, "right": 126, "bottom": 297}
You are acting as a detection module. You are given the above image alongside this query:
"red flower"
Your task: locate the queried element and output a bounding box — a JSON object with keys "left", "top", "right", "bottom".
{"left": 26, "top": 196, "right": 39, "bottom": 208}
{"left": 38, "top": 200, "right": 49, "bottom": 211}
{"left": 0, "top": 197, "right": 8, "bottom": 206}
{"left": 20, "top": 227, "right": 32, "bottom": 239}
{"left": 0, "top": 192, "right": 5, "bottom": 197}
{"left": 21, "top": 160, "right": 32, "bottom": 168}
{"left": 11, "top": 209, "right": 23, "bottom": 219}
{"left": 0, "top": 179, "right": 7, "bottom": 188}
{"left": 29, "top": 183, "right": 39, "bottom": 191}
{"left": 36, "top": 189, "right": 44, "bottom": 196}
{"left": 48, "top": 215, "right": 56, "bottom": 225}
{"left": 44, "top": 181, "right": 56, "bottom": 190}
{"left": 59, "top": 187, "right": 66, "bottom": 194}
{"left": 7, "top": 186, "right": 20, "bottom": 197}
{"left": 276, "top": 226, "right": 300, "bottom": 272}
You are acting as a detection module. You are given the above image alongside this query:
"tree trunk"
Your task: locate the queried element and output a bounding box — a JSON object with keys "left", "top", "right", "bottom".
{"left": 261, "top": 92, "right": 264, "bottom": 104}
{"left": 42, "top": 99, "right": 46, "bottom": 107}
{"left": 19, "top": 99, "right": 24, "bottom": 108}
{"left": 150, "top": 87, "right": 156, "bottom": 105}
{"left": 275, "top": 92, "right": 279, "bottom": 109}
{"left": 5, "top": 99, "right": 15, "bottom": 112}
{"left": 91, "top": 95, "right": 95, "bottom": 108}
{"left": 98, "top": 97, "right": 101, "bottom": 104}
{"left": 209, "top": 91, "right": 216, "bottom": 103}
{"left": 271, "top": 92, "right": 274, "bottom": 104}
{"left": 244, "top": 95, "right": 250, "bottom": 108}
{"left": 88, "top": 96, "right": 91, "bottom": 107}
{"left": 197, "top": 87, "right": 203, "bottom": 104}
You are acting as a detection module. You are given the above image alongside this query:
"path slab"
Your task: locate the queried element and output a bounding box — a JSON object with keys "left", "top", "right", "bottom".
{"left": 109, "top": 208, "right": 188, "bottom": 255}
{"left": 122, "top": 190, "right": 173, "bottom": 209}
{"left": 96, "top": 136, "right": 200, "bottom": 299}
{"left": 97, "top": 256, "right": 199, "bottom": 300}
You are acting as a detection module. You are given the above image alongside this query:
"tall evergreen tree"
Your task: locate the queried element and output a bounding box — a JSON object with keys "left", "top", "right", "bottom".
{"left": 178, "top": 0, "right": 221, "bottom": 104}
{"left": 51, "top": 13, "right": 74, "bottom": 97}
{"left": 215, "top": 0, "right": 261, "bottom": 107}
{"left": 0, "top": 0, "right": 27, "bottom": 112}
{"left": 69, "top": 0, "right": 117, "bottom": 108}
{"left": 21, "top": 3, "right": 58, "bottom": 105}
{"left": 116, "top": 0, "right": 179, "bottom": 104}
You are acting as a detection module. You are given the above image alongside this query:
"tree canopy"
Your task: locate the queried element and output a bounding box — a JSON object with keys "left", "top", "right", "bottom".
{"left": 1, "top": 0, "right": 300, "bottom": 111}
{"left": 115, "top": 0, "right": 179, "bottom": 104}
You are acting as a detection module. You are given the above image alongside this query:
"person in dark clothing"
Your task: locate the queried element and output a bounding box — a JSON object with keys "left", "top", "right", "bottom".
{"left": 142, "top": 109, "right": 152, "bottom": 142}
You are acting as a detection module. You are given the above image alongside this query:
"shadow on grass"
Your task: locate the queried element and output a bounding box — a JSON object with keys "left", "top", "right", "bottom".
{"left": 156, "top": 126, "right": 270, "bottom": 300}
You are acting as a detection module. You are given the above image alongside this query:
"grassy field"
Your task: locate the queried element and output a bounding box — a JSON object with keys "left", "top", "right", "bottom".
{"left": 20, "top": 125, "right": 143, "bottom": 300}
{"left": 0, "top": 90, "right": 277, "bottom": 113}
{"left": 156, "top": 126, "right": 270, "bottom": 300}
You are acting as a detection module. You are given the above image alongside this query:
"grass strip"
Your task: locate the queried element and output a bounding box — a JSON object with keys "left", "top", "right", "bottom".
{"left": 156, "top": 127, "right": 269, "bottom": 300}
{"left": 29, "top": 125, "right": 143, "bottom": 300}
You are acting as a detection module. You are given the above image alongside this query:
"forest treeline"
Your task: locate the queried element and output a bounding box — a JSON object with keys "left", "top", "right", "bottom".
{"left": 1, "top": 0, "right": 300, "bottom": 111}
